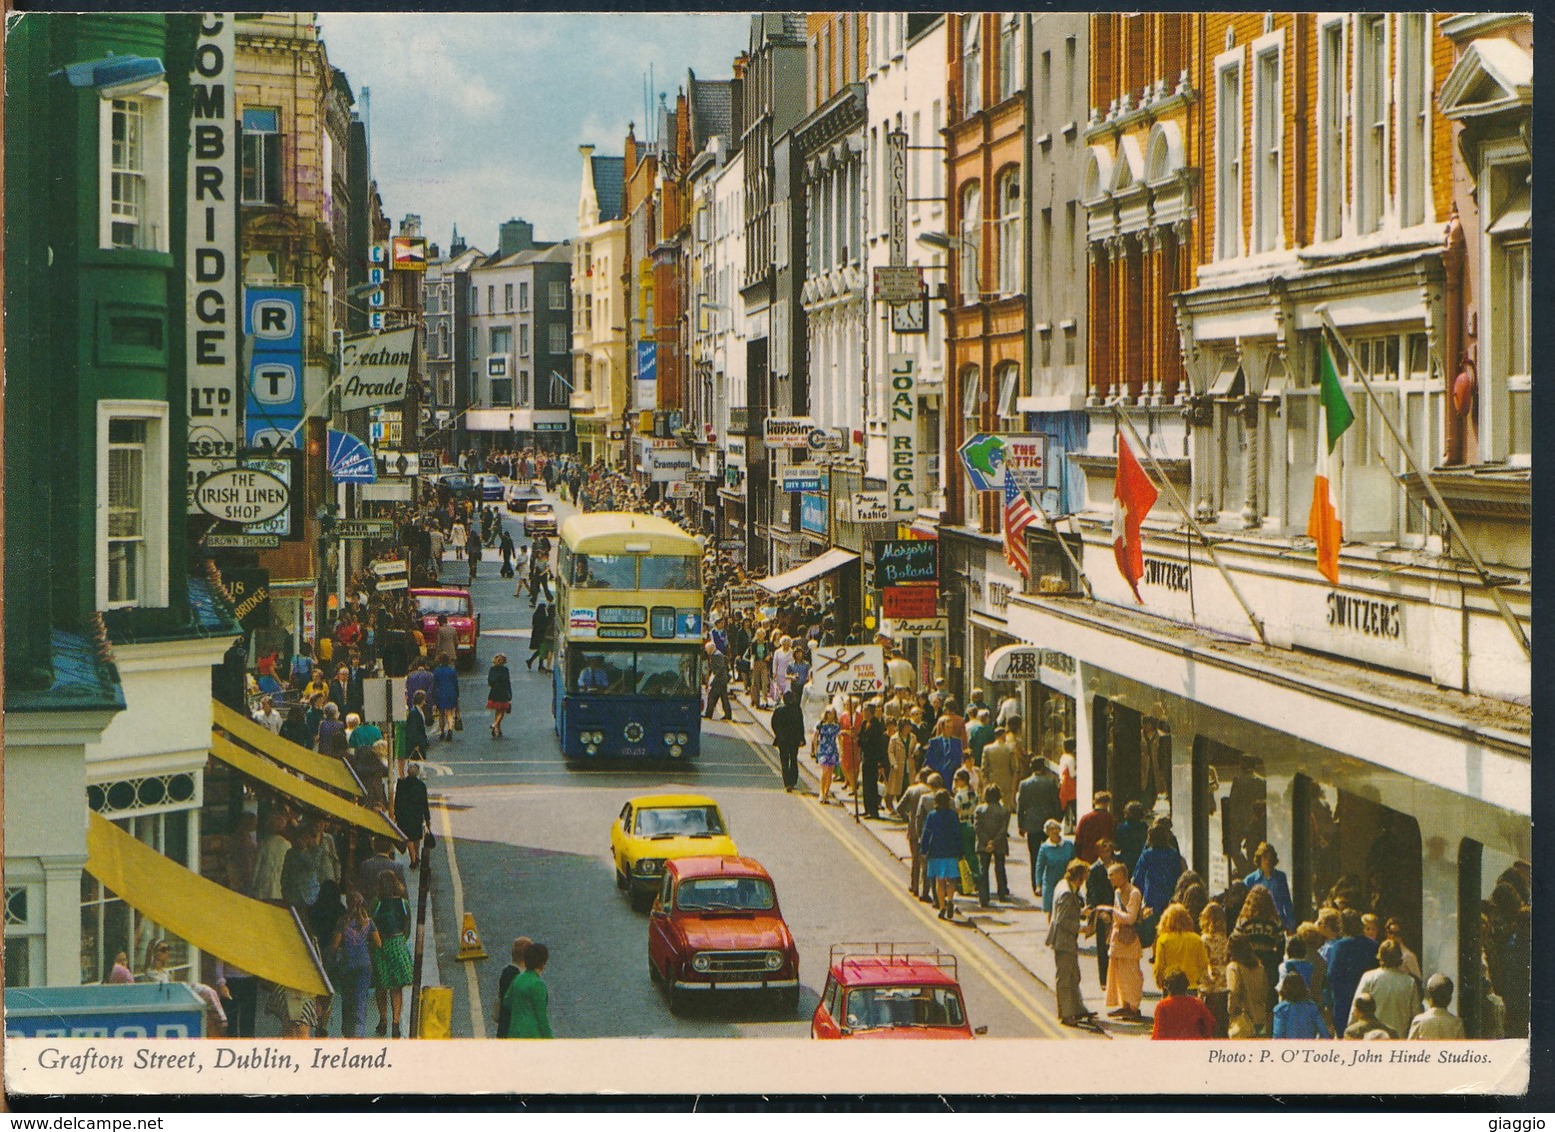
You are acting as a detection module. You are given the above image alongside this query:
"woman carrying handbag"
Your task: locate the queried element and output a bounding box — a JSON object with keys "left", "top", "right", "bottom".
{"left": 327, "top": 891, "right": 380, "bottom": 1039}
{"left": 371, "top": 872, "right": 414, "bottom": 1038}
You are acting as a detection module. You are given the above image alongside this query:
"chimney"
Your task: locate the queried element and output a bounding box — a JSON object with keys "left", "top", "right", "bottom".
{"left": 732, "top": 52, "right": 749, "bottom": 80}
{"left": 400, "top": 213, "right": 422, "bottom": 237}
{"left": 624, "top": 123, "right": 638, "bottom": 181}
{"left": 499, "top": 218, "right": 534, "bottom": 258}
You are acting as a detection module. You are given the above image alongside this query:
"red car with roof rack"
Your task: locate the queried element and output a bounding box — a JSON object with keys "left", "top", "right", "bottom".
{"left": 811, "top": 943, "right": 979, "bottom": 1039}
{"left": 647, "top": 856, "right": 800, "bottom": 1015}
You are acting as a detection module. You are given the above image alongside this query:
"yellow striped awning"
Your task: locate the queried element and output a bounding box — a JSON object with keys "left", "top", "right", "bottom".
{"left": 211, "top": 700, "right": 365, "bottom": 798}
{"left": 210, "top": 733, "right": 404, "bottom": 843}
{"left": 85, "top": 812, "right": 331, "bottom": 996}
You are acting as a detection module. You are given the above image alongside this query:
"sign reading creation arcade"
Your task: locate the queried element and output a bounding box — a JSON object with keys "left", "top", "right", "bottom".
{"left": 886, "top": 354, "right": 918, "bottom": 518}
{"left": 185, "top": 13, "right": 239, "bottom": 513}
{"left": 339, "top": 327, "right": 417, "bottom": 411}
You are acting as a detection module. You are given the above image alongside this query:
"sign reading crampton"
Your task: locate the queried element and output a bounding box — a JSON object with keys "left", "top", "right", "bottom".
{"left": 340, "top": 327, "right": 417, "bottom": 411}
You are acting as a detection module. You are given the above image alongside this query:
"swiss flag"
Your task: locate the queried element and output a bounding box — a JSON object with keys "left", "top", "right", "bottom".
{"left": 1112, "top": 434, "right": 1157, "bottom": 604}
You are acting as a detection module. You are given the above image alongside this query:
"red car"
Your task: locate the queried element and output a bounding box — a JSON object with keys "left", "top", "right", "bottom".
{"left": 647, "top": 856, "right": 800, "bottom": 1015}
{"left": 410, "top": 586, "right": 480, "bottom": 669}
{"left": 811, "top": 943, "right": 978, "bottom": 1039}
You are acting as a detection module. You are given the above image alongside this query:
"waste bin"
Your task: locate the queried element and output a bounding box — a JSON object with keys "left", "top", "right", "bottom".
{"left": 417, "top": 985, "right": 452, "bottom": 1038}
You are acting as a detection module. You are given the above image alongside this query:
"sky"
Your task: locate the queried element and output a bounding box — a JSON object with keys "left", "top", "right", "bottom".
{"left": 317, "top": 13, "right": 753, "bottom": 256}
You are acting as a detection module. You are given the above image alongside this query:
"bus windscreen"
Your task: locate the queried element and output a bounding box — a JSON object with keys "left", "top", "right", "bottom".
{"left": 568, "top": 647, "right": 700, "bottom": 697}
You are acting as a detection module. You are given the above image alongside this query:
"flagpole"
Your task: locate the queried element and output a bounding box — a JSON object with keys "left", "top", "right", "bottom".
{"left": 1315, "top": 306, "right": 1530, "bottom": 660}
{"left": 1113, "top": 410, "right": 1269, "bottom": 647}
{"left": 1008, "top": 464, "right": 1094, "bottom": 601}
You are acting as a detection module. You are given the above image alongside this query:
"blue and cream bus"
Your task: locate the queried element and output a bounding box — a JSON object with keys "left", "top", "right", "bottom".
{"left": 553, "top": 513, "right": 705, "bottom": 763}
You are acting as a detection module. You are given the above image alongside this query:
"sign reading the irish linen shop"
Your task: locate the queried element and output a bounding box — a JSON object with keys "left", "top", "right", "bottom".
{"left": 185, "top": 13, "right": 239, "bottom": 512}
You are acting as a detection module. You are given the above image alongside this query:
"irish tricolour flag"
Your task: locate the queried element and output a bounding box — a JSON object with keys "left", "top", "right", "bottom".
{"left": 1306, "top": 341, "right": 1355, "bottom": 586}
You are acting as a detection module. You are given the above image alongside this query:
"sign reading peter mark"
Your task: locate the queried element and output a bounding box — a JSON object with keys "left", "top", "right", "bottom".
{"left": 814, "top": 645, "right": 886, "bottom": 698}
{"left": 886, "top": 354, "right": 918, "bottom": 518}
{"left": 339, "top": 326, "right": 417, "bottom": 411}
{"left": 185, "top": 13, "right": 239, "bottom": 513}
{"left": 764, "top": 417, "right": 816, "bottom": 448}
{"left": 874, "top": 539, "right": 938, "bottom": 586}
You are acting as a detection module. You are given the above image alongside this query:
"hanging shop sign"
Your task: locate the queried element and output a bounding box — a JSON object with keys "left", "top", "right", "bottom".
{"left": 813, "top": 645, "right": 887, "bottom": 698}
{"left": 243, "top": 286, "right": 305, "bottom": 451}
{"left": 665, "top": 481, "right": 697, "bottom": 499}
{"left": 335, "top": 518, "right": 395, "bottom": 540}
{"left": 764, "top": 417, "right": 816, "bottom": 448}
{"left": 185, "top": 12, "right": 239, "bottom": 513}
{"left": 326, "top": 430, "right": 377, "bottom": 483}
{"left": 800, "top": 493, "right": 828, "bottom": 536}
{"left": 886, "top": 353, "right": 918, "bottom": 518}
{"left": 222, "top": 567, "right": 270, "bottom": 631}
{"left": 882, "top": 585, "right": 939, "bottom": 620}
{"left": 339, "top": 326, "right": 417, "bottom": 411}
{"left": 390, "top": 235, "right": 428, "bottom": 271}
{"left": 781, "top": 468, "right": 826, "bottom": 494}
{"left": 192, "top": 466, "right": 289, "bottom": 525}
{"left": 873, "top": 539, "right": 938, "bottom": 586}
{"left": 375, "top": 450, "right": 419, "bottom": 478}
{"left": 205, "top": 533, "right": 280, "bottom": 550}
{"left": 887, "top": 616, "right": 948, "bottom": 639}
{"left": 984, "top": 644, "right": 1041, "bottom": 681}
{"left": 850, "top": 492, "right": 889, "bottom": 523}
{"left": 958, "top": 432, "right": 1004, "bottom": 492}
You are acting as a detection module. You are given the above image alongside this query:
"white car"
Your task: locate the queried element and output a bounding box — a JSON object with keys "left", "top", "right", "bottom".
{"left": 524, "top": 501, "right": 557, "bottom": 537}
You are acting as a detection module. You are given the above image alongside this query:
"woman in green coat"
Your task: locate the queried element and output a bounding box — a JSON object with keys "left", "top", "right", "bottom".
{"left": 501, "top": 942, "right": 553, "bottom": 1038}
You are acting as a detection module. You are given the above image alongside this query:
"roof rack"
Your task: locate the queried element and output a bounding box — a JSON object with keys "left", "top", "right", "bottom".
{"left": 828, "top": 942, "right": 958, "bottom": 981}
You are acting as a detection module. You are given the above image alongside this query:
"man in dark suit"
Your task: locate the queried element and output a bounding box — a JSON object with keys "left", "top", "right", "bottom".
{"left": 856, "top": 701, "right": 889, "bottom": 820}
{"left": 404, "top": 689, "right": 432, "bottom": 763}
{"left": 393, "top": 761, "right": 432, "bottom": 867}
{"left": 1085, "top": 835, "right": 1120, "bottom": 993}
{"left": 770, "top": 690, "right": 806, "bottom": 792}
{"left": 327, "top": 666, "right": 351, "bottom": 717}
{"left": 1017, "top": 756, "right": 1063, "bottom": 894}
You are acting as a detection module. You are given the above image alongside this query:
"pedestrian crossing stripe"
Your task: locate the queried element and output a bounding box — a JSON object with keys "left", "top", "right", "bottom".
{"left": 420, "top": 760, "right": 455, "bottom": 777}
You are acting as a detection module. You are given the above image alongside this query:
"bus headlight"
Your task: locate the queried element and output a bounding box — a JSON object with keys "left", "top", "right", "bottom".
{"left": 669, "top": 745, "right": 683, "bottom": 758}
{"left": 691, "top": 954, "right": 710, "bottom": 972}
{"left": 676, "top": 732, "right": 689, "bottom": 744}
{"left": 663, "top": 734, "right": 675, "bottom": 746}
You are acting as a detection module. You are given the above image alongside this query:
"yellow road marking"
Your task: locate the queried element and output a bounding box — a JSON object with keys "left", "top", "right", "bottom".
{"left": 437, "top": 801, "right": 487, "bottom": 1039}
{"left": 733, "top": 721, "right": 1071, "bottom": 1040}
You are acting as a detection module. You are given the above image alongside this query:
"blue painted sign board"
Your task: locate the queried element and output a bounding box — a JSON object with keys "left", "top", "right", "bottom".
{"left": 243, "top": 286, "right": 305, "bottom": 451}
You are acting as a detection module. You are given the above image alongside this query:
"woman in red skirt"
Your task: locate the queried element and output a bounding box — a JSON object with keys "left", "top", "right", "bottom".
{"left": 487, "top": 653, "right": 513, "bottom": 738}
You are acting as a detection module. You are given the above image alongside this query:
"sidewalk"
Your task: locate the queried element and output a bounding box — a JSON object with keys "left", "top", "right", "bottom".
{"left": 725, "top": 686, "right": 1156, "bottom": 1040}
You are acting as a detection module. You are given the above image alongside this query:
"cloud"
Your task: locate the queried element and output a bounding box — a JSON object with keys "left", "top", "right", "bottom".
{"left": 317, "top": 12, "right": 750, "bottom": 249}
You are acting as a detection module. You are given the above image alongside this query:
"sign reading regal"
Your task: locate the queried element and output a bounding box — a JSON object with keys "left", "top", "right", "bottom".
{"left": 339, "top": 327, "right": 416, "bottom": 411}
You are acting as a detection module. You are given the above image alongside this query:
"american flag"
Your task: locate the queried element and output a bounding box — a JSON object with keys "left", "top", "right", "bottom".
{"left": 1002, "top": 470, "right": 1037, "bottom": 578}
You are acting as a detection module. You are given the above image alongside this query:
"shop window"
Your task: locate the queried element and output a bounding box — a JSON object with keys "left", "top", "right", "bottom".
{"left": 79, "top": 812, "right": 194, "bottom": 986}
{"left": 1194, "top": 740, "right": 1267, "bottom": 892}
{"left": 98, "top": 402, "right": 169, "bottom": 611}
{"left": 1096, "top": 698, "right": 1172, "bottom": 822}
{"left": 1460, "top": 840, "right": 1529, "bottom": 1038}
{"left": 5, "top": 884, "right": 43, "bottom": 988}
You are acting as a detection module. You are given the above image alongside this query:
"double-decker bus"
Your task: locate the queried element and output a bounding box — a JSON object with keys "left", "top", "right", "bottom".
{"left": 553, "top": 513, "right": 705, "bottom": 763}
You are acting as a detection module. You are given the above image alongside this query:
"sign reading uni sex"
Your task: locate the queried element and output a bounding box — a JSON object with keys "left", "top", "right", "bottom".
{"left": 243, "top": 286, "right": 305, "bottom": 452}
{"left": 813, "top": 645, "right": 887, "bottom": 698}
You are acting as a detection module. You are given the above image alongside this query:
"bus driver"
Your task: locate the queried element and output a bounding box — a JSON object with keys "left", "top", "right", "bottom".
{"left": 578, "top": 656, "right": 612, "bottom": 692}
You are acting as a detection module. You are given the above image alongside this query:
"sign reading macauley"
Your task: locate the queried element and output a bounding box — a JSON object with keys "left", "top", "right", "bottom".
{"left": 339, "top": 327, "right": 417, "bottom": 411}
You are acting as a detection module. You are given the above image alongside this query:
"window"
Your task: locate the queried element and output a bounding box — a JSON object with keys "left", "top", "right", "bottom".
{"left": 1252, "top": 38, "right": 1282, "bottom": 253}
{"left": 102, "top": 90, "right": 169, "bottom": 250}
{"left": 504, "top": 283, "right": 514, "bottom": 311}
{"left": 1356, "top": 14, "right": 1388, "bottom": 235}
{"left": 1396, "top": 13, "right": 1428, "bottom": 227}
{"left": 995, "top": 168, "right": 1021, "bottom": 296}
{"left": 1215, "top": 53, "right": 1243, "bottom": 260}
{"left": 489, "top": 377, "right": 513, "bottom": 407}
{"left": 487, "top": 285, "right": 495, "bottom": 314}
{"left": 5, "top": 884, "right": 42, "bottom": 988}
{"left": 549, "top": 281, "right": 567, "bottom": 310}
{"left": 1317, "top": 21, "right": 1345, "bottom": 241}
{"left": 549, "top": 323, "right": 568, "bottom": 354}
{"left": 960, "top": 366, "right": 983, "bottom": 417}
{"left": 490, "top": 326, "right": 511, "bottom": 355}
{"left": 998, "top": 16, "right": 1021, "bottom": 103}
{"left": 469, "top": 288, "right": 478, "bottom": 315}
{"left": 519, "top": 281, "right": 530, "bottom": 311}
{"left": 240, "top": 106, "right": 282, "bottom": 206}
{"left": 1065, "top": 36, "right": 1077, "bottom": 119}
{"left": 80, "top": 812, "right": 194, "bottom": 989}
{"left": 961, "top": 16, "right": 982, "bottom": 116}
{"left": 438, "top": 325, "right": 449, "bottom": 358}
{"left": 1485, "top": 156, "right": 1531, "bottom": 464}
{"left": 519, "top": 325, "right": 530, "bottom": 357}
{"left": 98, "top": 403, "right": 168, "bottom": 610}
{"left": 995, "top": 362, "right": 1021, "bottom": 425}
{"left": 519, "top": 371, "right": 530, "bottom": 405}
{"left": 1040, "top": 49, "right": 1052, "bottom": 123}
{"left": 958, "top": 181, "right": 982, "bottom": 301}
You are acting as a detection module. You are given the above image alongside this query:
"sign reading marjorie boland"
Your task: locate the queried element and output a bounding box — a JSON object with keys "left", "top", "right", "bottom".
{"left": 873, "top": 539, "right": 938, "bottom": 586}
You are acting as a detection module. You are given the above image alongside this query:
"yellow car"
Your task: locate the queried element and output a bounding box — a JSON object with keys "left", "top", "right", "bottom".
{"left": 611, "top": 794, "right": 737, "bottom": 910}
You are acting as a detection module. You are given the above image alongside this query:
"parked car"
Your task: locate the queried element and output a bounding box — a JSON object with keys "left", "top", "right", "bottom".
{"left": 524, "top": 500, "right": 558, "bottom": 537}
{"left": 610, "top": 794, "right": 736, "bottom": 911}
{"left": 811, "top": 943, "right": 978, "bottom": 1039}
{"left": 478, "top": 473, "right": 504, "bottom": 501}
{"left": 410, "top": 586, "right": 480, "bottom": 669}
{"left": 507, "top": 481, "right": 543, "bottom": 513}
{"left": 435, "top": 472, "right": 478, "bottom": 501}
{"left": 648, "top": 856, "right": 800, "bottom": 1015}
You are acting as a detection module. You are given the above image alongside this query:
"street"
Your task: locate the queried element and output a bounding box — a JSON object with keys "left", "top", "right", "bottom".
{"left": 417, "top": 489, "right": 1074, "bottom": 1040}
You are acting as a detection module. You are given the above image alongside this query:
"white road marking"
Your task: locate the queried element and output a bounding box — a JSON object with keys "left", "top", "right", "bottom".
{"left": 437, "top": 801, "right": 487, "bottom": 1039}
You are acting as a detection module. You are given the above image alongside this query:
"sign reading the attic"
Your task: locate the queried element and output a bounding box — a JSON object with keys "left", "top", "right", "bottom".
{"left": 185, "top": 13, "right": 239, "bottom": 512}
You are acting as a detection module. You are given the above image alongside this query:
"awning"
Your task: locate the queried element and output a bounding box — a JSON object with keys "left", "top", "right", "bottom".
{"left": 211, "top": 734, "right": 404, "bottom": 843}
{"left": 85, "top": 812, "right": 331, "bottom": 996}
{"left": 755, "top": 547, "right": 860, "bottom": 594}
{"left": 211, "top": 700, "right": 365, "bottom": 799}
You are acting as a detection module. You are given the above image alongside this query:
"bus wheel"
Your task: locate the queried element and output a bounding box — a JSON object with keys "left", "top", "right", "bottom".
{"left": 616, "top": 867, "right": 628, "bottom": 891}
{"left": 630, "top": 887, "right": 653, "bottom": 913}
